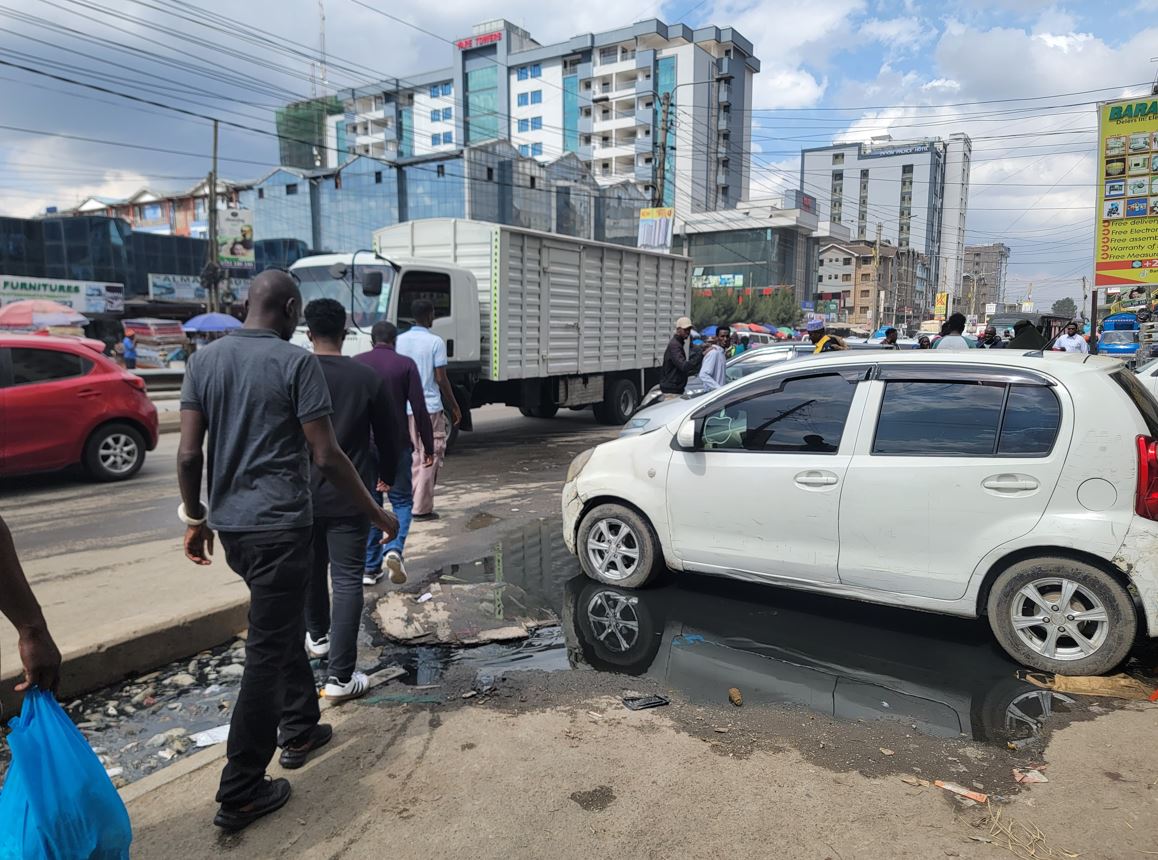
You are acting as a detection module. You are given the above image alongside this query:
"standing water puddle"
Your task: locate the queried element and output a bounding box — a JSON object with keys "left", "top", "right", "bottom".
{"left": 8, "top": 520, "right": 1155, "bottom": 787}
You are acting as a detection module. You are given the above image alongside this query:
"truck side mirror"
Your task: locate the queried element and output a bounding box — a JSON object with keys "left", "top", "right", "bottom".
{"left": 362, "top": 271, "right": 383, "bottom": 297}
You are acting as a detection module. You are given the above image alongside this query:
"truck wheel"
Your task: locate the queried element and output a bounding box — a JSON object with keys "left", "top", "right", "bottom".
{"left": 519, "top": 403, "right": 558, "bottom": 419}
{"left": 594, "top": 379, "right": 638, "bottom": 425}
{"left": 987, "top": 557, "right": 1136, "bottom": 676}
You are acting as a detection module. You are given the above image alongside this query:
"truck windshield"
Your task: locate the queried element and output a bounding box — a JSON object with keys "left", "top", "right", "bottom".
{"left": 293, "top": 264, "right": 394, "bottom": 328}
{"left": 1100, "top": 331, "right": 1138, "bottom": 345}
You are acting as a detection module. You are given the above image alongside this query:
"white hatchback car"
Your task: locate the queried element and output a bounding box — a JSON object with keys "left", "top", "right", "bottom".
{"left": 563, "top": 350, "right": 1158, "bottom": 675}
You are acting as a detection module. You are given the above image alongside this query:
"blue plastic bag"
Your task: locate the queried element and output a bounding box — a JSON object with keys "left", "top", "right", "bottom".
{"left": 0, "top": 689, "right": 132, "bottom": 859}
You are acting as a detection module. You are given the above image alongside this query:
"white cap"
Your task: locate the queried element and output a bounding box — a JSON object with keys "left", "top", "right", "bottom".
{"left": 675, "top": 317, "right": 693, "bottom": 330}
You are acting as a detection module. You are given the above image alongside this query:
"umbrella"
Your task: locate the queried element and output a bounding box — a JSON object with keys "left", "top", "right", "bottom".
{"left": 0, "top": 300, "right": 87, "bottom": 330}
{"left": 183, "top": 312, "right": 242, "bottom": 333}
{"left": 702, "top": 325, "right": 718, "bottom": 337}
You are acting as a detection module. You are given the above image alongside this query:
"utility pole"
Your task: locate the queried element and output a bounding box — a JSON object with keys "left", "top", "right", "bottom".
{"left": 1087, "top": 276, "right": 1099, "bottom": 355}
{"left": 871, "top": 222, "right": 882, "bottom": 331}
{"left": 653, "top": 91, "right": 672, "bottom": 208}
{"left": 201, "top": 119, "right": 221, "bottom": 313}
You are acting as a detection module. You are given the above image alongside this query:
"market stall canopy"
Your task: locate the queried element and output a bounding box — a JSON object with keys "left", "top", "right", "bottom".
{"left": 182, "top": 313, "right": 242, "bottom": 333}
{"left": 0, "top": 300, "right": 87, "bottom": 330}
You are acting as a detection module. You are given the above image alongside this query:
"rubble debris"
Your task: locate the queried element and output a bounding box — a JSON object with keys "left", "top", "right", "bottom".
{"left": 900, "top": 775, "right": 930, "bottom": 788}
{"left": 1013, "top": 768, "right": 1049, "bottom": 785}
{"left": 934, "top": 781, "right": 989, "bottom": 803}
{"left": 190, "top": 725, "right": 231, "bottom": 748}
{"left": 622, "top": 694, "right": 670, "bottom": 711}
{"left": 880, "top": 748, "right": 895, "bottom": 757}
{"left": 375, "top": 582, "right": 557, "bottom": 646}
{"left": 1022, "top": 671, "right": 1155, "bottom": 701}
{"left": 164, "top": 673, "right": 196, "bottom": 688}
{"left": 728, "top": 688, "right": 743, "bottom": 707}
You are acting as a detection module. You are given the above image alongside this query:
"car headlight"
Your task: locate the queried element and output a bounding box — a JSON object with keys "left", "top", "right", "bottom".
{"left": 624, "top": 417, "right": 651, "bottom": 432}
{"left": 566, "top": 448, "right": 594, "bottom": 483}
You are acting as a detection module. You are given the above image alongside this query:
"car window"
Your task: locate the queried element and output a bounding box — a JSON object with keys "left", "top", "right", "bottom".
{"left": 8, "top": 348, "right": 90, "bottom": 387}
{"left": 1112, "top": 368, "right": 1158, "bottom": 436}
{"left": 701, "top": 373, "right": 857, "bottom": 453}
{"left": 873, "top": 381, "right": 1005, "bottom": 456}
{"left": 998, "top": 386, "right": 1061, "bottom": 455}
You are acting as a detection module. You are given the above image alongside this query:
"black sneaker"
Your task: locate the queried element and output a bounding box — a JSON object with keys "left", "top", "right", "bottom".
{"left": 214, "top": 777, "right": 292, "bottom": 832}
{"left": 412, "top": 512, "right": 440, "bottom": 522}
{"left": 278, "top": 723, "right": 333, "bottom": 770}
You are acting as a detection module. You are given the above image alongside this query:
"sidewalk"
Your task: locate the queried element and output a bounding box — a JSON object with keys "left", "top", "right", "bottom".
{"left": 0, "top": 538, "right": 247, "bottom": 715}
{"left": 125, "top": 694, "right": 1158, "bottom": 859}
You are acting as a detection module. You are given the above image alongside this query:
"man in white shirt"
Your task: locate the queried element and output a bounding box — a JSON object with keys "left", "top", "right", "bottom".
{"left": 698, "top": 325, "right": 730, "bottom": 390}
{"left": 396, "top": 299, "right": 462, "bottom": 519}
{"left": 1054, "top": 322, "right": 1089, "bottom": 354}
{"left": 933, "top": 313, "right": 973, "bottom": 351}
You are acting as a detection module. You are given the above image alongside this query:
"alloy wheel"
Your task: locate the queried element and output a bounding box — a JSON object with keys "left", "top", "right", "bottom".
{"left": 585, "top": 518, "right": 640, "bottom": 581}
{"left": 1009, "top": 577, "right": 1110, "bottom": 662}
{"left": 586, "top": 591, "right": 640, "bottom": 653}
{"left": 98, "top": 433, "right": 140, "bottom": 476}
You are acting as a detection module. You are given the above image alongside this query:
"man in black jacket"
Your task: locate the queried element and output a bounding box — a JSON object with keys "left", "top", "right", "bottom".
{"left": 659, "top": 316, "right": 701, "bottom": 397}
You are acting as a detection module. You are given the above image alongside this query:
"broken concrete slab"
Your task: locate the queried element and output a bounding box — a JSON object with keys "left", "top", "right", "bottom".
{"left": 374, "top": 582, "right": 557, "bottom": 646}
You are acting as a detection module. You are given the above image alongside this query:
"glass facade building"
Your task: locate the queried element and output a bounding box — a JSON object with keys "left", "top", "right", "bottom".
{"left": 675, "top": 226, "right": 801, "bottom": 292}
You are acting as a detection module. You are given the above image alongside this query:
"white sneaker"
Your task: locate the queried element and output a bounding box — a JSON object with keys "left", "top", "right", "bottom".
{"left": 363, "top": 568, "right": 383, "bottom": 586}
{"left": 386, "top": 551, "right": 407, "bottom": 585}
{"left": 323, "top": 671, "right": 369, "bottom": 704}
{"left": 305, "top": 632, "right": 330, "bottom": 658}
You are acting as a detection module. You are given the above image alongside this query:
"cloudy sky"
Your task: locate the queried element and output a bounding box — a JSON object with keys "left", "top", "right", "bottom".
{"left": 0, "top": 0, "right": 1152, "bottom": 307}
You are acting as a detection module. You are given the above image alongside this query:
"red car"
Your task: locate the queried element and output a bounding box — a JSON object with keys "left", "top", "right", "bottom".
{"left": 0, "top": 334, "right": 159, "bottom": 481}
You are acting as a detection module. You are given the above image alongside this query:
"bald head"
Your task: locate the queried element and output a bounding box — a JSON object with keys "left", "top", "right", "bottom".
{"left": 244, "top": 269, "right": 301, "bottom": 340}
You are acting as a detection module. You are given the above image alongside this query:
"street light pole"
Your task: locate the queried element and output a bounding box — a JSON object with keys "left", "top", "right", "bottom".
{"left": 651, "top": 74, "right": 731, "bottom": 209}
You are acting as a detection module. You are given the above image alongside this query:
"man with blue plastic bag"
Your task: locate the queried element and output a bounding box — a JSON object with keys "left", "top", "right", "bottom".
{"left": 0, "top": 514, "right": 133, "bottom": 859}
{"left": 178, "top": 271, "right": 398, "bottom": 832}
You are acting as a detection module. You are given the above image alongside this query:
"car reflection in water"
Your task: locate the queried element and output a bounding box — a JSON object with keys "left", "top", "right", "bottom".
{"left": 562, "top": 573, "right": 1077, "bottom": 745}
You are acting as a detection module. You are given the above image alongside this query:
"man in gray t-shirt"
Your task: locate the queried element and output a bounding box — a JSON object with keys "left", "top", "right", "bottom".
{"left": 177, "top": 271, "right": 397, "bottom": 833}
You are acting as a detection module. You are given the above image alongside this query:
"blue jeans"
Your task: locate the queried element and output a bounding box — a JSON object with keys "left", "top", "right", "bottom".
{"left": 364, "top": 444, "right": 413, "bottom": 572}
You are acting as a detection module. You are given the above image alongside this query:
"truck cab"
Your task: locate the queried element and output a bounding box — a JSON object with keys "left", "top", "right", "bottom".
{"left": 1098, "top": 312, "right": 1141, "bottom": 364}
{"left": 289, "top": 253, "right": 481, "bottom": 368}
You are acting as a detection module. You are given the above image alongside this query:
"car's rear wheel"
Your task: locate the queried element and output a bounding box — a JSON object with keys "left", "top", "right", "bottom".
{"left": 987, "top": 557, "right": 1136, "bottom": 675}
{"left": 84, "top": 423, "right": 146, "bottom": 482}
{"left": 577, "top": 503, "right": 662, "bottom": 588}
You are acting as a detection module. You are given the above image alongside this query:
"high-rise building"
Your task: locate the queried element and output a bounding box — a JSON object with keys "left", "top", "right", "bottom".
{"left": 799, "top": 134, "right": 971, "bottom": 305}
{"left": 294, "top": 18, "right": 759, "bottom": 216}
{"left": 962, "top": 242, "right": 1011, "bottom": 319}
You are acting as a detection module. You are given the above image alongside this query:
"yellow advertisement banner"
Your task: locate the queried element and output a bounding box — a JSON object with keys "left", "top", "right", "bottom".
{"left": 934, "top": 291, "right": 949, "bottom": 319}
{"left": 1096, "top": 98, "right": 1158, "bottom": 286}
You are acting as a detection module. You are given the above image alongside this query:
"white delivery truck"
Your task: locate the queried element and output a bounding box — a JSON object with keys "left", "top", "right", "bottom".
{"left": 289, "top": 218, "right": 691, "bottom": 430}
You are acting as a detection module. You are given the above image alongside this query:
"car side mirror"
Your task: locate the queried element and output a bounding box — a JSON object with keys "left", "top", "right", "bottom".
{"left": 362, "top": 271, "right": 383, "bottom": 297}
{"left": 676, "top": 418, "right": 697, "bottom": 450}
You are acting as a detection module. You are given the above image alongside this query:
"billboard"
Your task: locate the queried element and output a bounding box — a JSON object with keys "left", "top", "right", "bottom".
{"left": 1096, "top": 98, "right": 1158, "bottom": 289}
{"left": 934, "top": 291, "right": 949, "bottom": 319}
{"left": 217, "top": 208, "right": 254, "bottom": 269}
{"left": 0, "top": 275, "right": 123, "bottom": 314}
{"left": 148, "top": 273, "right": 206, "bottom": 303}
{"left": 637, "top": 207, "right": 674, "bottom": 252}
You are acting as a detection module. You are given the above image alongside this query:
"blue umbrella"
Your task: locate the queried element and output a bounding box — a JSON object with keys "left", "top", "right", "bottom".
{"left": 183, "top": 312, "right": 242, "bottom": 333}
{"left": 702, "top": 325, "right": 718, "bottom": 336}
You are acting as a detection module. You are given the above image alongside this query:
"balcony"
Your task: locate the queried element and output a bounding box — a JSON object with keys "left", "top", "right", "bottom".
{"left": 717, "top": 113, "right": 731, "bottom": 131}
{"left": 578, "top": 114, "right": 593, "bottom": 134}
{"left": 592, "top": 141, "right": 635, "bottom": 159}
{"left": 716, "top": 169, "right": 729, "bottom": 186}
{"left": 635, "top": 162, "right": 654, "bottom": 183}
{"left": 592, "top": 111, "right": 638, "bottom": 131}
{"left": 635, "top": 76, "right": 655, "bottom": 97}
{"left": 635, "top": 107, "right": 654, "bottom": 125}
{"left": 718, "top": 84, "right": 731, "bottom": 105}
{"left": 635, "top": 134, "right": 653, "bottom": 154}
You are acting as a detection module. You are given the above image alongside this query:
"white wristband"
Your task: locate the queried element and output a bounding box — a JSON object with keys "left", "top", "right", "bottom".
{"left": 178, "top": 502, "right": 207, "bottom": 527}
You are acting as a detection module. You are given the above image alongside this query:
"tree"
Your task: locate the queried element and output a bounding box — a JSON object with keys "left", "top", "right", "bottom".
{"left": 1051, "top": 297, "right": 1078, "bottom": 319}
{"left": 691, "top": 288, "right": 803, "bottom": 330}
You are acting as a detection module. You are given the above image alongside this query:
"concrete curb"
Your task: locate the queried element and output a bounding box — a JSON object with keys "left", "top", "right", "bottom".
{"left": 0, "top": 597, "right": 249, "bottom": 717}
{"left": 158, "top": 411, "right": 181, "bottom": 434}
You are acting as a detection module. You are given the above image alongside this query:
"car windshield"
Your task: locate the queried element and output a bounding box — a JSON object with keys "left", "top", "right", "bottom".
{"left": 292, "top": 263, "right": 395, "bottom": 328}
{"left": 1100, "top": 330, "right": 1137, "bottom": 345}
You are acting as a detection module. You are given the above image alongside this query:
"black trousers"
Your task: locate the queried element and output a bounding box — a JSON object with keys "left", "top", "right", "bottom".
{"left": 216, "top": 527, "right": 321, "bottom": 806}
{"left": 304, "top": 515, "right": 369, "bottom": 685}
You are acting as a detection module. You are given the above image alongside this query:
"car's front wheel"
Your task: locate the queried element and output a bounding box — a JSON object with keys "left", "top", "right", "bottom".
{"left": 84, "top": 423, "right": 146, "bottom": 482}
{"left": 987, "top": 557, "right": 1137, "bottom": 676}
{"left": 576, "top": 503, "right": 662, "bottom": 588}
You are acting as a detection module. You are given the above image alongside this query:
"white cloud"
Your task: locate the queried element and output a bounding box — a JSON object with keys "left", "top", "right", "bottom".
{"left": 921, "top": 77, "right": 961, "bottom": 91}
{"left": 860, "top": 17, "right": 929, "bottom": 49}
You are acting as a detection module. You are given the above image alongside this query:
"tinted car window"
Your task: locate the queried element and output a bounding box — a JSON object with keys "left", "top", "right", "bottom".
{"left": 1112, "top": 368, "right": 1158, "bottom": 437}
{"left": 9, "top": 348, "right": 90, "bottom": 387}
{"left": 702, "top": 373, "right": 857, "bottom": 453}
{"left": 873, "top": 381, "right": 1005, "bottom": 456}
{"left": 998, "top": 386, "right": 1061, "bottom": 455}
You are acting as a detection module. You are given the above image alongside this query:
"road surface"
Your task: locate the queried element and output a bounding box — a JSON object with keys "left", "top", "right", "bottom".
{"left": 0, "top": 404, "right": 608, "bottom": 560}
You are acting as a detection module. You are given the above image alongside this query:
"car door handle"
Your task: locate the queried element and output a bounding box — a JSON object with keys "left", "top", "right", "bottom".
{"left": 982, "top": 476, "right": 1039, "bottom": 492}
{"left": 76, "top": 388, "right": 101, "bottom": 398}
{"left": 795, "top": 471, "right": 838, "bottom": 487}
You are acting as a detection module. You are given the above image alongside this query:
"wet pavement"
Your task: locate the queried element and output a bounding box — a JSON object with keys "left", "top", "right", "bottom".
{"left": 10, "top": 517, "right": 1157, "bottom": 790}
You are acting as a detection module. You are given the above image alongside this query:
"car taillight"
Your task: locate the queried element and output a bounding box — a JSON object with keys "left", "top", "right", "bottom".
{"left": 122, "top": 374, "right": 147, "bottom": 392}
{"left": 1136, "top": 435, "right": 1158, "bottom": 520}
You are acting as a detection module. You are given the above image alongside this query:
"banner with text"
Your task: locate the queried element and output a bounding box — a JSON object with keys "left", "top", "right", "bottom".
{"left": 637, "top": 207, "right": 674, "bottom": 253}
{"left": 0, "top": 275, "right": 124, "bottom": 314}
{"left": 217, "top": 208, "right": 254, "bottom": 269}
{"left": 1096, "top": 98, "right": 1158, "bottom": 287}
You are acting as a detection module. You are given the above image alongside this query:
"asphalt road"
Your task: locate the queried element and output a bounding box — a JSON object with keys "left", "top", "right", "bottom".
{"left": 0, "top": 404, "right": 610, "bottom": 561}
